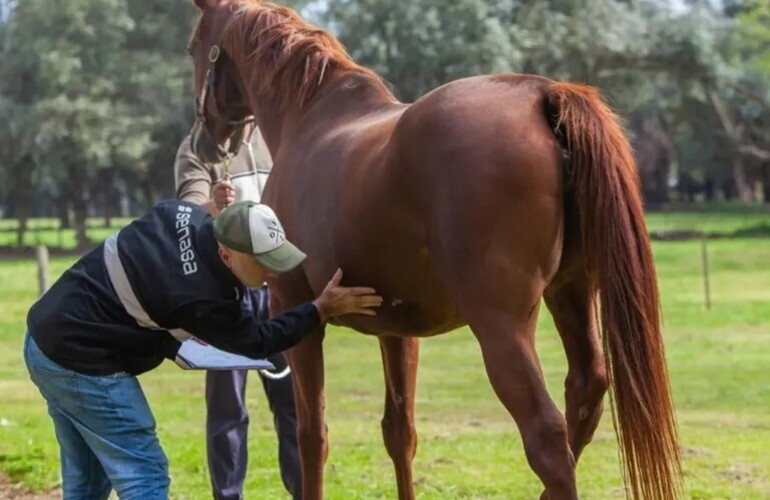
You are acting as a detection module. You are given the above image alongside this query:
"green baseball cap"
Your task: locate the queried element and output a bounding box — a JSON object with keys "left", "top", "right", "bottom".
{"left": 213, "top": 201, "right": 307, "bottom": 273}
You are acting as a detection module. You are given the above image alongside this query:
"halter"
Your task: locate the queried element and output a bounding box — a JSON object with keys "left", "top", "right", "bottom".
{"left": 193, "top": 6, "right": 255, "bottom": 161}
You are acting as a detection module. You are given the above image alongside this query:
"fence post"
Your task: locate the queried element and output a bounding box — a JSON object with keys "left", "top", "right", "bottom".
{"left": 35, "top": 245, "right": 50, "bottom": 297}
{"left": 701, "top": 237, "right": 711, "bottom": 311}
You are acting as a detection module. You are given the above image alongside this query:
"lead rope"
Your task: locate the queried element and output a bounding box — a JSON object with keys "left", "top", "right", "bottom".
{"left": 255, "top": 268, "right": 292, "bottom": 380}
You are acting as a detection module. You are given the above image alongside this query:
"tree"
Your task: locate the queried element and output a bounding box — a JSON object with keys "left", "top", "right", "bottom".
{"left": 324, "top": 0, "right": 770, "bottom": 203}
{"left": 1, "top": 0, "right": 199, "bottom": 246}
{"left": 326, "top": 0, "right": 518, "bottom": 101}
{"left": 3, "top": 0, "right": 768, "bottom": 236}
{"left": 0, "top": 0, "right": 45, "bottom": 245}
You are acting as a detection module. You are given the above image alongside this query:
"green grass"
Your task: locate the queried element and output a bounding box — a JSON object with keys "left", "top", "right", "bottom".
{"left": 0, "top": 237, "right": 769, "bottom": 498}
{"left": 0, "top": 218, "right": 132, "bottom": 249}
{"left": 0, "top": 218, "right": 134, "bottom": 230}
{"left": 645, "top": 210, "right": 770, "bottom": 235}
{"left": 1, "top": 209, "right": 768, "bottom": 250}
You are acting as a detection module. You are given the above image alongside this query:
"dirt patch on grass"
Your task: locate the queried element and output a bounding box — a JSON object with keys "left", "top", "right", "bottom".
{"left": 682, "top": 446, "right": 714, "bottom": 458}
{"left": 717, "top": 464, "right": 758, "bottom": 485}
{"left": 0, "top": 473, "right": 60, "bottom": 500}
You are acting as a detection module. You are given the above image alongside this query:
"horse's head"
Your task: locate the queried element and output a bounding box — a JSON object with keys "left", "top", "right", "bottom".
{"left": 188, "top": 0, "right": 253, "bottom": 164}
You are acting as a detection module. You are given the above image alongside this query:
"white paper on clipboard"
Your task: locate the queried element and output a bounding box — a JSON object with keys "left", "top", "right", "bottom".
{"left": 174, "top": 338, "right": 275, "bottom": 371}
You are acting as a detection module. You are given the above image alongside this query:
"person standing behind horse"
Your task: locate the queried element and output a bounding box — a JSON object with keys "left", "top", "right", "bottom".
{"left": 175, "top": 125, "right": 301, "bottom": 500}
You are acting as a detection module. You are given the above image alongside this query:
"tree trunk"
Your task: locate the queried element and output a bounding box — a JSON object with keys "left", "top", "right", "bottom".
{"left": 16, "top": 209, "right": 29, "bottom": 248}
{"left": 72, "top": 195, "right": 90, "bottom": 250}
{"left": 763, "top": 164, "right": 770, "bottom": 204}
{"left": 99, "top": 167, "right": 116, "bottom": 228}
{"left": 57, "top": 196, "right": 71, "bottom": 229}
{"left": 141, "top": 178, "right": 156, "bottom": 211}
{"left": 630, "top": 114, "right": 672, "bottom": 206}
{"left": 103, "top": 187, "right": 113, "bottom": 228}
{"left": 732, "top": 154, "right": 753, "bottom": 202}
{"left": 708, "top": 92, "right": 755, "bottom": 202}
{"left": 11, "top": 154, "right": 35, "bottom": 247}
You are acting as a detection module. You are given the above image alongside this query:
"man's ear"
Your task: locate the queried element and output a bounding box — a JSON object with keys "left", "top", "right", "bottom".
{"left": 218, "top": 245, "right": 232, "bottom": 268}
{"left": 191, "top": 0, "right": 218, "bottom": 10}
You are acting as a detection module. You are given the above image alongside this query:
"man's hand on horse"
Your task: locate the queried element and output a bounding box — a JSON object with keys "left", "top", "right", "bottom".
{"left": 212, "top": 174, "right": 236, "bottom": 212}
{"left": 313, "top": 269, "right": 383, "bottom": 322}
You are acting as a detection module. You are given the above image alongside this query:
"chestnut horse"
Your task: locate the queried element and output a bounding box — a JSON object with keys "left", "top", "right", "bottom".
{"left": 187, "top": 1, "right": 681, "bottom": 499}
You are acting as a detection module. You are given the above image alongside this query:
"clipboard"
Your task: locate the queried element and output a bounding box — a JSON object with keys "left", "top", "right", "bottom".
{"left": 174, "top": 337, "right": 275, "bottom": 371}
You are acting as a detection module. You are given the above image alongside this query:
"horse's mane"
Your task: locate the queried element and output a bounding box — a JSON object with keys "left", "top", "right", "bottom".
{"left": 222, "top": 1, "right": 385, "bottom": 108}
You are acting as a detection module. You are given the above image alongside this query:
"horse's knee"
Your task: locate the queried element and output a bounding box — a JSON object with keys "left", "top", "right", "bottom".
{"left": 566, "top": 363, "right": 608, "bottom": 416}
{"left": 381, "top": 412, "right": 416, "bottom": 440}
{"left": 381, "top": 410, "right": 417, "bottom": 459}
{"left": 588, "top": 373, "right": 609, "bottom": 420}
{"left": 530, "top": 413, "right": 570, "bottom": 454}
{"left": 297, "top": 421, "right": 328, "bottom": 456}
{"left": 587, "top": 362, "right": 609, "bottom": 398}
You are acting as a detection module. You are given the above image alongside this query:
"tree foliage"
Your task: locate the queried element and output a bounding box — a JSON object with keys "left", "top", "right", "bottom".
{"left": 325, "top": 0, "right": 770, "bottom": 203}
{"left": 0, "top": 0, "right": 768, "bottom": 248}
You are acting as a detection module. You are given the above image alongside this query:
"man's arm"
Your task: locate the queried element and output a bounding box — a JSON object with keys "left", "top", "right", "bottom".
{"left": 173, "top": 299, "right": 321, "bottom": 359}
{"left": 174, "top": 135, "right": 222, "bottom": 215}
{"left": 171, "top": 269, "right": 382, "bottom": 359}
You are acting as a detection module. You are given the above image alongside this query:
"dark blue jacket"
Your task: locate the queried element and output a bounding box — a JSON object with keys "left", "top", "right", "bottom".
{"left": 27, "top": 200, "right": 319, "bottom": 376}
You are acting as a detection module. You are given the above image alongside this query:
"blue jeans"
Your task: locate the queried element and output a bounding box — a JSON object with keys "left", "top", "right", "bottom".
{"left": 24, "top": 333, "right": 169, "bottom": 500}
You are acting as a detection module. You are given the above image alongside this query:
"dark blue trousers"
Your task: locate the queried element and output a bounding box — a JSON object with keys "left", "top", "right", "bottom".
{"left": 205, "top": 287, "right": 301, "bottom": 500}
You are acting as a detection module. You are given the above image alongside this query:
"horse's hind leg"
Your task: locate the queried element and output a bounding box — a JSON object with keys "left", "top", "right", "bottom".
{"left": 467, "top": 299, "right": 577, "bottom": 499}
{"left": 544, "top": 275, "right": 608, "bottom": 462}
{"left": 379, "top": 336, "right": 419, "bottom": 500}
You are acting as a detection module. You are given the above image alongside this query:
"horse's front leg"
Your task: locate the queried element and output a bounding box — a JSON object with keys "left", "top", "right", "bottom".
{"left": 286, "top": 327, "right": 327, "bottom": 500}
{"left": 379, "top": 336, "right": 419, "bottom": 500}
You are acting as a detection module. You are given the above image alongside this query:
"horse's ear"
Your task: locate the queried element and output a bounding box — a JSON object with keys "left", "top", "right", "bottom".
{"left": 191, "top": 0, "right": 219, "bottom": 9}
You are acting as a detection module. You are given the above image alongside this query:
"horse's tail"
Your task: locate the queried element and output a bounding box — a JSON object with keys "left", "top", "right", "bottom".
{"left": 544, "top": 82, "right": 682, "bottom": 500}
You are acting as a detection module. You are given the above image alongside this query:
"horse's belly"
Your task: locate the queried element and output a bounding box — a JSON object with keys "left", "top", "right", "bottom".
{"left": 330, "top": 289, "right": 463, "bottom": 337}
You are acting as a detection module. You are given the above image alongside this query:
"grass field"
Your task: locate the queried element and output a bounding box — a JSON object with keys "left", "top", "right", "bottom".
{"left": 645, "top": 209, "right": 770, "bottom": 236}
{"left": 0, "top": 207, "right": 767, "bottom": 249}
{"left": 0, "top": 213, "right": 768, "bottom": 499}
{"left": 0, "top": 218, "right": 132, "bottom": 250}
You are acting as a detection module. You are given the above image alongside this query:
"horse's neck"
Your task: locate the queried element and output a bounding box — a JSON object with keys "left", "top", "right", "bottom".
{"left": 251, "top": 71, "right": 399, "bottom": 155}
{"left": 251, "top": 103, "right": 287, "bottom": 157}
